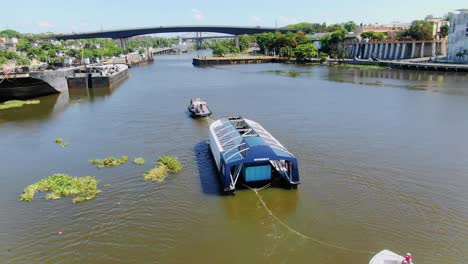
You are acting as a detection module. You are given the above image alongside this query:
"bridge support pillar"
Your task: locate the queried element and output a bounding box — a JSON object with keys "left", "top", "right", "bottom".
{"left": 115, "top": 38, "right": 129, "bottom": 50}
{"left": 235, "top": 35, "right": 240, "bottom": 50}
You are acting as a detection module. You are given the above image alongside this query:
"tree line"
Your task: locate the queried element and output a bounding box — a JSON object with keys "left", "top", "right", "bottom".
{"left": 0, "top": 29, "right": 178, "bottom": 68}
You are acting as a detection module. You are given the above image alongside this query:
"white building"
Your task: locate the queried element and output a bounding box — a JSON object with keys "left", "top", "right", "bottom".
{"left": 0, "top": 37, "right": 18, "bottom": 51}
{"left": 425, "top": 18, "right": 450, "bottom": 40}
{"left": 447, "top": 9, "right": 468, "bottom": 62}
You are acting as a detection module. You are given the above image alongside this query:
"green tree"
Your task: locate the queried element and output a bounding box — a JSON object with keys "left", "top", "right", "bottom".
{"left": 286, "top": 22, "right": 325, "bottom": 34}
{"left": 343, "top": 21, "right": 357, "bottom": 32}
{"left": 16, "top": 38, "right": 32, "bottom": 52}
{"left": 0, "top": 29, "right": 21, "bottom": 38}
{"left": 399, "top": 20, "right": 434, "bottom": 40}
{"left": 332, "top": 43, "right": 349, "bottom": 61}
{"left": 293, "top": 43, "right": 317, "bottom": 62}
{"left": 320, "top": 30, "right": 347, "bottom": 59}
{"left": 238, "top": 35, "right": 254, "bottom": 52}
{"left": 211, "top": 42, "right": 229, "bottom": 56}
{"left": 279, "top": 46, "right": 294, "bottom": 58}
{"left": 326, "top": 24, "right": 342, "bottom": 32}
{"left": 361, "top": 31, "right": 375, "bottom": 39}
{"left": 439, "top": 24, "right": 449, "bottom": 38}
{"left": 255, "top": 32, "right": 276, "bottom": 54}
{"left": 373, "top": 32, "right": 386, "bottom": 40}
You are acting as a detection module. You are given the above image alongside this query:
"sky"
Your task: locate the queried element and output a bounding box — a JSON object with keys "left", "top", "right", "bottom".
{"left": 0, "top": 0, "right": 466, "bottom": 34}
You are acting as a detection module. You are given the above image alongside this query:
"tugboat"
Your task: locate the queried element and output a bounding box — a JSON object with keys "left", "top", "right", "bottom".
{"left": 188, "top": 98, "right": 212, "bottom": 118}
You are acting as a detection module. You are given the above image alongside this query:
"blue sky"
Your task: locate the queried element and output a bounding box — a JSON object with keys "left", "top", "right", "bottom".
{"left": 1, "top": 0, "right": 466, "bottom": 34}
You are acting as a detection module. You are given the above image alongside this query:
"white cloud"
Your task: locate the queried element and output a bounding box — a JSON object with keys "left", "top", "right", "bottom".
{"left": 37, "top": 21, "right": 54, "bottom": 28}
{"left": 250, "top": 16, "right": 263, "bottom": 23}
{"left": 192, "top": 9, "right": 205, "bottom": 21}
{"left": 278, "top": 16, "right": 299, "bottom": 24}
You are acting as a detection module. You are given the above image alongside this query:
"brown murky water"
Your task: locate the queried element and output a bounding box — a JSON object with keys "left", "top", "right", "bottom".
{"left": 1, "top": 53, "right": 467, "bottom": 263}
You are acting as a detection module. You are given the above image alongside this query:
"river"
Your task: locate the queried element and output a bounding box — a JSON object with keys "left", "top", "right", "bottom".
{"left": 0, "top": 52, "right": 467, "bottom": 263}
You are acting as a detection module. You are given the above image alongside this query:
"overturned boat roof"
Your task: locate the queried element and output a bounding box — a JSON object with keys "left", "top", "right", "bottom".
{"left": 209, "top": 116, "right": 299, "bottom": 193}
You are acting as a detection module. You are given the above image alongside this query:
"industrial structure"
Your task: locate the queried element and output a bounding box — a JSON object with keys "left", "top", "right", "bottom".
{"left": 447, "top": 9, "right": 468, "bottom": 62}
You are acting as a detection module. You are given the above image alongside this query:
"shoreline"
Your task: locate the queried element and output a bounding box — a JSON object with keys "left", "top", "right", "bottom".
{"left": 193, "top": 55, "right": 468, "bottom": 72}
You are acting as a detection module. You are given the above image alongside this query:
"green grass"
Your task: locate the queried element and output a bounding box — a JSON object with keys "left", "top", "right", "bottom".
{"left": 0, "top": 100, "right": 40, "bottom": 110}
{"left": 89, "top": 156, "right": 128, "bottom": 169}
{"left": 19, "top": 173, "right": 101, "bottom": 203}
{"left": 133, "top": 157, "right": 146, "bottom": 165}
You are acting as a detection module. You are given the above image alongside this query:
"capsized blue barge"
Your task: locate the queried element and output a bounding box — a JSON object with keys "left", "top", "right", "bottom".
{"left": 208, "top": 116, "right": 300, "bottom": 193}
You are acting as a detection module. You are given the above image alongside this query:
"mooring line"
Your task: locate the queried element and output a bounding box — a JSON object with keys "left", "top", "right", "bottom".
{"left": 243, "top": 184, "right": 377, "bottom": 255}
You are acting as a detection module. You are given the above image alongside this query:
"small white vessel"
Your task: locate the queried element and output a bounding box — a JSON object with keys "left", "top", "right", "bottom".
{"left": 188, "top": 98, "right": 212, "bottom": 118}
{"left": 369, "top": 249, "right": 411, "bottom": 264}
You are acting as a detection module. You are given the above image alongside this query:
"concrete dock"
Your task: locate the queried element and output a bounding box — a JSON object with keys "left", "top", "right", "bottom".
{"left": 193, "top": 56, "right": 287, "bottom": 66}
{"left": 348, "top": 59, "right": 468, "bottom": 72}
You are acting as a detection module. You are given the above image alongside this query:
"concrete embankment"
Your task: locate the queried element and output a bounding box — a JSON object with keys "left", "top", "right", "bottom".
{"left": 195, "top": 55, "right": 468, "bottom": 72}
{"left": 347, "top": 59, "right": 468, "bottom": 72}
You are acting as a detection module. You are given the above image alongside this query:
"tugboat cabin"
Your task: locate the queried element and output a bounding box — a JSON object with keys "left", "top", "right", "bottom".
{"left": 209, "top": 116, "right": 300, "bottom": 193}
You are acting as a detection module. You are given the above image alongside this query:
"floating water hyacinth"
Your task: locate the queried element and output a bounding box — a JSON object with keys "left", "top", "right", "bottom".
{"left": 133, "top": 157, "right": 146, "bottom": 165}
{"left": 0, "top": 100, "right": 40, "bottom": 110}
{"left": 157, "top": 156, "right": 183, "bottom": 173}
{"left": 54, "top": 137, "right": 69, "bottom": 147}
{"left": 143, "top": 164, "right": 169, "bottom": 182}
{"left": 89, "top": 156, "right": 128, "bottom": 168}
{"left": 143, "top": 156, "right": 183, "bottom": 182}
{"left": 19, "top": 173, "right": 101, "bottom": 203}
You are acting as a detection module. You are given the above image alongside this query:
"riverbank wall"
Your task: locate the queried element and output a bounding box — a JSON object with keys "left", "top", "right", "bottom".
{"left": 346, "top": 40, "right": 448, "bottom": 60}
{"left": 346, "top": 59, "right": 468, "bottom": 72}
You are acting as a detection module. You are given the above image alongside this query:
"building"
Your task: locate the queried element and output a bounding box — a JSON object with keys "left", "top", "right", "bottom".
{"left": 425, "top": 18, "right": 450, "bottom": 40}
{"left": 0, "top": 37, "right": 18, "bottom": 51}
{"left": 355, "top": 23, "right": 409, "bottom": 39}
{"left": 447, "top": 9, "right": 468, "bottom": 62}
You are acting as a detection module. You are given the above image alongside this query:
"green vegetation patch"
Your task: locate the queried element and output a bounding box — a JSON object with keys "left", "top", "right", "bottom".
{"left": 54, "top": 137, "right": 69, "bottom": 147}
{"left": 19, "top": 173, "right": 101, "bottom": 203}
{"left": 267, "top": 70, "right": 300, "bottom": 78}
{"left": 143, "top": 164, "right": 169, "bottom": 182}
{"left": 143, "top": 156, "right": 183, "bottom": 182}
{"left": 335, "top": 64, "right": 387, "bottom": 70}
{"left": 89, "top": 156, "right": 128, "bottom": 168}
{"left": 157, "top": 156, "right": 183, "bottom": 173}
{"left": 133, "top": 157, "right": 146, "bottom": 165}
{"left": 0, "top": 100, "right": 40, "bottom": 110}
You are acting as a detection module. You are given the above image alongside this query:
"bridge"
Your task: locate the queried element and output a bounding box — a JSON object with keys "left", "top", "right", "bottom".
{"left": 49, "top": 25, "right": 297, "bottom": 49}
